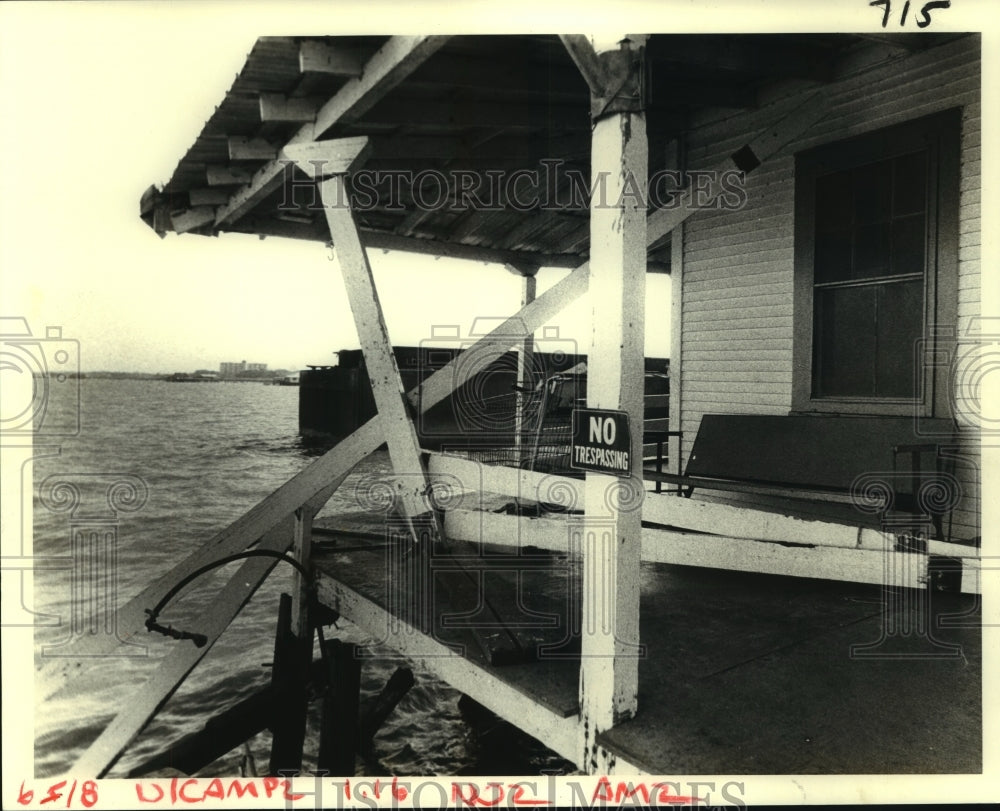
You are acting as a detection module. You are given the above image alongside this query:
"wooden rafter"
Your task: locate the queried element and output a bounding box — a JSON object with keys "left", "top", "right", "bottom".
{"left": 215, "top": 35, "right": 450, "bottom": 228}
{"left": 298, "top": 40, "right": 364, "bottom": 77}
{"left": 259, "top": 93, "right": 321, "bottom": 124}
{"left": 559, "top": 35, "right": 611, "bottom": 96}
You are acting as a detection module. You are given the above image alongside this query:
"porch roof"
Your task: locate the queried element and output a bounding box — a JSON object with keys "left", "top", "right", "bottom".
{"left": 139, "top": 33, "right": 963, "bottom": 271}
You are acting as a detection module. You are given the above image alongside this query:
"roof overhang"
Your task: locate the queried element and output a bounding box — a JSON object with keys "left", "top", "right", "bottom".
{"left": 140, "top": 32, "right": 965, "bottom": 273}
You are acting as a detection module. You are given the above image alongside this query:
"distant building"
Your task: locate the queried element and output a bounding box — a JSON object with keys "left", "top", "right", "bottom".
{"left": 220, "top": 360, "right": 269, "bottom": 378}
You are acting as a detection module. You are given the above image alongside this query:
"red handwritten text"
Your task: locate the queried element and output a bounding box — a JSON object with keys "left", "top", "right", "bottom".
{"left": 17, "top": 780, "right": 98, "bottom": 808}
{"left": 452, "top": 781, "right": 551, "bottom": 806}
{"left": 591, "top": 777, "right": 702, "bottom": 805}
{"left": 134, "top": 777, "right": 303, "bottom": 803}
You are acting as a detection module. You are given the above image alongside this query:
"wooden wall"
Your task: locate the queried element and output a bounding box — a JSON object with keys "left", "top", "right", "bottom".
{"left": 671, "top": 35, "right": 981, "bottom": 542}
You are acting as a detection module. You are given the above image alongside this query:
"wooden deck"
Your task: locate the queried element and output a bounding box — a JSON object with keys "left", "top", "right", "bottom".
{"left": 311, "top": 509, "right": 981, "bottom": 775}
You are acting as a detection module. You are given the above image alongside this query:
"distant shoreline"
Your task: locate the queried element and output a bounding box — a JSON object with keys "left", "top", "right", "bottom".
{"left": 40, "top": 371, "right": 296, "bottom": 381}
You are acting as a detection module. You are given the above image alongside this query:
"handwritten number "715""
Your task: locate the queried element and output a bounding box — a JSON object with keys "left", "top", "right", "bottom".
{"left": 870, "top": 0, "right": 951, "bottom": 28}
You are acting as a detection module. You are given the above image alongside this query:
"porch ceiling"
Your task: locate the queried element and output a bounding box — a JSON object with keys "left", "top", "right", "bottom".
{"left": 140, "top": 32, "right": 961, "bottom": 271}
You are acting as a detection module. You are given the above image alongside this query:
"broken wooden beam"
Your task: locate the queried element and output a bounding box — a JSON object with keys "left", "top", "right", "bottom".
{"left": 359, "top": 667, "right": 415, "bottom": 752}
{"left": 126, "top": 687, "right": 274, "bottom": 777}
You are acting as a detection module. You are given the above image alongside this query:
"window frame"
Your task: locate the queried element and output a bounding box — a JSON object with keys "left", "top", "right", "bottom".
{"left": 791, "top": 108, "right": 960, "bottom": 417}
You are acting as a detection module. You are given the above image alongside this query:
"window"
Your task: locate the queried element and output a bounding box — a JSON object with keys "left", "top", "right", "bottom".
{"left": 792, "top": 109, "right": 960, "bottom": 415}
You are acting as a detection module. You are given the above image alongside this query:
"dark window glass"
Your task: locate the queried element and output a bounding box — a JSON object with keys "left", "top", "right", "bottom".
{"left": 854, "top": 160, "right": 892, "bottom": 224}
{"left": 891, "top": 214, "right": 925, "bottom": 276}
{"left": 811, "top": 149, "right": 928, "bottom": 400}
{"left": 893, "top": 151, "right": 927, "bottom": 216}
{"left": 876, "top": 279, "right": 924, "bottom": 397}
{"left": 815, "top": 286, "right": 876, "bottom": 397}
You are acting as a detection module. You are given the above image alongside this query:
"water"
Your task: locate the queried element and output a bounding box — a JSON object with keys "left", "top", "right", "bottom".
{"left": 32, "top": 379, "right": 573, "bottom": 778}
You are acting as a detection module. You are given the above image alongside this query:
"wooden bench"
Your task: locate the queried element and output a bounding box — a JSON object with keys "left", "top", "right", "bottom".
{"left": 643, "top": 414, "right": 958, "bottom": 541}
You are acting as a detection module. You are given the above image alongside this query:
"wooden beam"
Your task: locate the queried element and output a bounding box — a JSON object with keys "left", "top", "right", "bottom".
{"left": 290, "top": 508, "right": 313, "bottom": 641}
{"left": 259, "top": 93, "right": 320, "bottom": 124}
{"left": 282, "top": 137, "right": 372, "bottom": 179}
{"left": 513, "top": 267, "right": 537, "bottom": 459}
{"left": 425, "top": 453, "right": 979, "bottom": 561}
{"left": 171, "top": 207, "right": 215, "bottom": 234}
{"left": 228, "top": 136, "right": 278, "bottom": 162}
{"left": 401, "top": 51, "right": 589, "bottom": 100}
{"left": 559, "top": 35, "right": 609, "bottom": 96}
{"left": 187, "top": 188, "right": 231, "bottom": 206}
{"left": 362, "top": 96, "right": 593, "bottom": 130}
{"left": 206, "top": 165, "right": 252, "bottom": 186}
{"left": 314, "top": 572, "right": 580, "bottom": 764}
{"left": 359, "top": 230, "right": 584, "bottom": 269}
{"left": 441, "top": 510, "right": 953, "bottom": 592}
{"left": 215, "top": 36, "right": 449, "bottom": 228}
{"left": 299, "top": 40, "right": 365, "bottom": 77}
{"left": 316, "top": 639, "right": 361, "bottom": 775}
{"left": 579, "top": 38, "right": 646, "bottom": 745}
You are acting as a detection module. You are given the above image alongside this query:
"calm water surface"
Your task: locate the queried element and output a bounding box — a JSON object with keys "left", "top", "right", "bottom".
{"left": 33, "top": 379, "right": 571, "bottom": 778}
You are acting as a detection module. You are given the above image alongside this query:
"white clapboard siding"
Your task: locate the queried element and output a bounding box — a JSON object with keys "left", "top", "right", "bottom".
{"left": 675, "top": 35, "right": 981, "bottom": 542}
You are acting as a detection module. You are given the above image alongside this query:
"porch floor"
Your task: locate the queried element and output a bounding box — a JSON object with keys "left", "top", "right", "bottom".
{"left": 310, "top": 509, "right": 981, "bottom": 775}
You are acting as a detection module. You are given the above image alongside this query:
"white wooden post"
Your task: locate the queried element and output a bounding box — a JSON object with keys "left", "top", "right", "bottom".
{"left": 290, "top": 507, "right": 314, "bottom": 642}
{"left": 505, "top": 264, "right": 538, "bottom": 460}
{"left": 570, "top": 36, "right": 648, "bottom": 758}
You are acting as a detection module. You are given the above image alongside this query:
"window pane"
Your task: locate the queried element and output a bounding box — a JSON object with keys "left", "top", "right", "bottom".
{"left": 876, "top": 279, "right": 924, "bottom": 398}
{"left": 854, "top": 223, "right": 891, "bottom": 277}
{"left": 816, "top": 171, "right": 852, "bottom": 229}
{"left": 814, "top": 286, "right": 876, "bottom": 397}
{"left": 893, "top": 151, "right": 927, "bottom": 216}
{"left": 854, "top": 160, "right": 892, "bottom": 224}
{"left": 815, "top": 229, "right": 853, "bottom": 283}
{"left": 891, "top": 213, "right": 925, "bottom": 276}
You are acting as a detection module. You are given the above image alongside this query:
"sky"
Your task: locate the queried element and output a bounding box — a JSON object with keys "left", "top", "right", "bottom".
{"left": 0, "top": 2, "right": 677, "bottom": 374}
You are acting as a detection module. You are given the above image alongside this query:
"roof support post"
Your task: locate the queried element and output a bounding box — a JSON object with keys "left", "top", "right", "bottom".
{"left": 505, "top": 264, "right": 539, "bottom": 461}
{"left": 571, "top": 35, "right": 648, "bottom": 769}
{"left": 287, "top": 139, "right": 442, "bottom": 546}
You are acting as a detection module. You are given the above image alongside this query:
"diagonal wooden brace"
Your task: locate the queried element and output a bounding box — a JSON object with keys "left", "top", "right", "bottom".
{"left": 295, "top": 138, "right": 442, "bottom": 545}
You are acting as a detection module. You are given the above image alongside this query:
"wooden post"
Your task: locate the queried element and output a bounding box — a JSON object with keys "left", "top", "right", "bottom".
{"left": 359, "top": 667, "right": 415, "bottom": 752}
{"left": 268, "top": 593, "right": 308, "bottom": 776}
{"left": 570, "top": 35, "right": 648, "bottom": 765}
{"left": 505, "top": 264, "right": 538, "bottom": 461}
{"left": 317, "top": 639, "right": 362, "bottom": 776}
{"left": 290, "top": 507, "right": 314, "bottom": 651}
